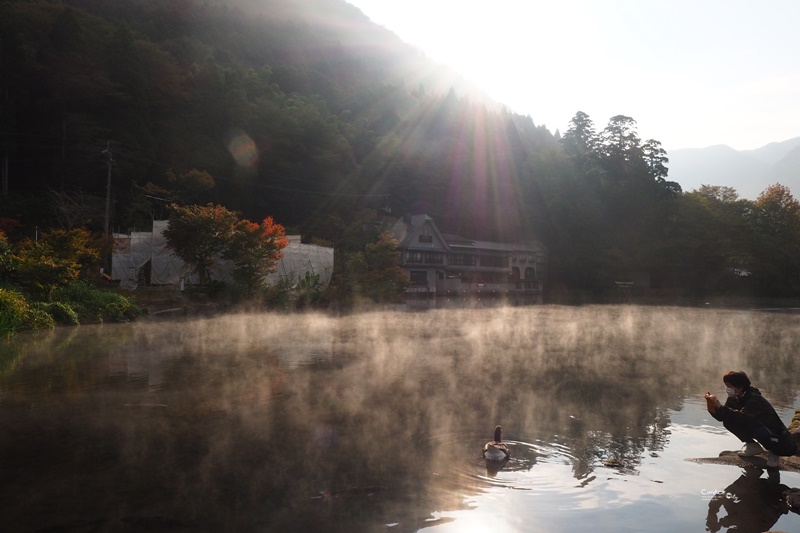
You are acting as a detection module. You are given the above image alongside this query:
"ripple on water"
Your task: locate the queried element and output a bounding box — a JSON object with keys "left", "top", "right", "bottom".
{"left": 424, "top": 431, "right": 581, "bottom": 494}
{"left": 469, "top": 439, "right": 588, "bottom": 490}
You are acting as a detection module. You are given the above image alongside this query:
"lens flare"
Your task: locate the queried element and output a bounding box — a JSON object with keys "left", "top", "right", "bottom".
{"left": 226, "top": 129, "right": 259, "bottom": 168}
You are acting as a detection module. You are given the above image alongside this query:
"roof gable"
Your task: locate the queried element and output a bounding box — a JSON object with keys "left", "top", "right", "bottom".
{"left": 392, "top": 215, "right": 450, "bottom": 252}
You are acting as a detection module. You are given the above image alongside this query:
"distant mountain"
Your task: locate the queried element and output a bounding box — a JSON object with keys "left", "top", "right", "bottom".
{"left": 668, "top": 137, "right": 800, "bottom": 200}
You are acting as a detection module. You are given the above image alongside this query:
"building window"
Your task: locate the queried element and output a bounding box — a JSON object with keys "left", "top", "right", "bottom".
{"left": 410, "top": 271, "right": 428, "bottom": 285}
{"left": 450, "top": 254, "right": 476, "bottom": 266}
{"left": 479, "top": 255, "right": 507, "bottom": 268}
{"left": 407, "top": 251, "right": 444, "bottom": 264}
{"left": 419, "top": 235, "right": 433, "bottom": 243}
{"left": 425, "top": 252, "right": 444, "bottom": 264}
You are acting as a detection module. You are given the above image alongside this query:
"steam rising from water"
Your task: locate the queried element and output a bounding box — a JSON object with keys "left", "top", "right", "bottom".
{"left": 1, "top": 305, "right": 799, "bottom": 530}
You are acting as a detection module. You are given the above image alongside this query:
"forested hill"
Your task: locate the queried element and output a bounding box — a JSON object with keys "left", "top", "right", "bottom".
{"left": 4, "top": 0, "right": 800, "bottom": 298}
{"left": 1, "top": 0, "right": 551, "bottom": 241}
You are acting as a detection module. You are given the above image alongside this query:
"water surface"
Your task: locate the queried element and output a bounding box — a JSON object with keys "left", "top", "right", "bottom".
{"left": 2, "top": 305, "right": 800, "bottom": 532}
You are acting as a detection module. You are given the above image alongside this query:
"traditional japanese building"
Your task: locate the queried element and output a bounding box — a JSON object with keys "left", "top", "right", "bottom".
{"left": 391, "top": 214, "right": 547, "bottom": 305}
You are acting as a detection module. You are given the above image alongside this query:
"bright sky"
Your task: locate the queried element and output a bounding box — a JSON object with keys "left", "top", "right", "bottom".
{"left": 345, "top": 0, "right": 800, "bottom": 152}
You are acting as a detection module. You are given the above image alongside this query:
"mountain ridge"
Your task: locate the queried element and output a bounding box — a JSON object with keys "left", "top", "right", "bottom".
{"left": 668, "top": 136, "right": 800, "bottom": 199}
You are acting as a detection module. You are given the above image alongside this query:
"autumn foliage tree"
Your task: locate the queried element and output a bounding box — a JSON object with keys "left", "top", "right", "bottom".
{"left": 163, "top": 203, "right": 239, "bottom": 286}
{"left": 224, "top": 217, "right": 288, "bottom": 295}
{"left": 748, "top": 184, "right": 800, "bottom": 294}
{"left": 0, "top": 231, "right": 12, "bottom": 282}
{"left": 41, "top": 227, "right": 101, "bottom": 278}
{"left": 8, "top": 228, "right": 100, "bottom": 300}
{"left": 164, "top": 203, "right": 288, "bottom": 292}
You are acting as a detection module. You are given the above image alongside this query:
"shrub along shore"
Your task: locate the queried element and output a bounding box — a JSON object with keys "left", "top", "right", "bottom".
{"left": 0, "top": 282, "right": 141, "bottom": 338}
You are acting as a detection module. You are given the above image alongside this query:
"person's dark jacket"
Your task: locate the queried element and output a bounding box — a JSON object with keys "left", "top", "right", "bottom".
{"left": 712, "top": 386, "right": 789, "bottom": 435}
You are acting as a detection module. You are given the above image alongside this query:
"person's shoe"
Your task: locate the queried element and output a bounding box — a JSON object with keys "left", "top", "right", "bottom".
{"left": 738, "top": 442, "right": 765, "bottom": 457}
{"left": 767, "top": 452, "right": 781, "bottom": 468}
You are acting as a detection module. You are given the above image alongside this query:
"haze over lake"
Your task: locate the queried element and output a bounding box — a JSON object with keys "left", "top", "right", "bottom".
{"left": 2, "top": 305, "right": 800, "bottom": 531}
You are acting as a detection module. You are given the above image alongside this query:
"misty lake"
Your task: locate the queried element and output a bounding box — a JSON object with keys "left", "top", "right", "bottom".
{"left": 2, "top": 305, "right": 800, "bottom": 532}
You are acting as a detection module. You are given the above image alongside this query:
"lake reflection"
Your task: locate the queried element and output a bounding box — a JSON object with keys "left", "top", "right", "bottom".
{"left": 2, "top": 305, "right": 800, "bottom": 532}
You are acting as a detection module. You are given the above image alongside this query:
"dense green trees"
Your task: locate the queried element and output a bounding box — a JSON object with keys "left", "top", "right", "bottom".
{"left": 359, "top": 231, "right": 410, "bottom": 302}
{"left": 552, "top": 112, "right": 683, "bottom": 293}
{"left": 550, "top": 110, "right": 800, "bottom": 300}
{"left": 332, "top": 230, "right": 409, "bottom": 305}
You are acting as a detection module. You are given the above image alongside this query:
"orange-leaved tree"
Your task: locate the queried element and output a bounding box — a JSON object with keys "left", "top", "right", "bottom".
{"left": 223, "top": 217, "right": 288, "bottom": 295}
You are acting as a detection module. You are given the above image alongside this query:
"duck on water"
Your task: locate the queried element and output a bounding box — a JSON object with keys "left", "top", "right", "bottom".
{"left": 483, "top": 425, "right": 510, "bottom": 462}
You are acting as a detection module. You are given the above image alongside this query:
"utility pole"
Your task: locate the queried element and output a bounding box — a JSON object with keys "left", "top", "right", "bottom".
{"left": 103, "top": 142, "right": 114, "bottom": 276}
{"left": 103, "top": 141, "right": 114, "bottom": 236}
{"left": 2, "top": 153, "right": 7, "bottom": 198}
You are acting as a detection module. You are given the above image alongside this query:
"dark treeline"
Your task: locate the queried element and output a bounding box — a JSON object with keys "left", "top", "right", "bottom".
{"left": 2, "top": 0, "right": 800, "bottom": 300}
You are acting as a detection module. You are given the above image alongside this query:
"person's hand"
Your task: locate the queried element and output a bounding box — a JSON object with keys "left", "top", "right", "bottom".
{"left": 705, "top": 392, "right": 721, "bottom": 414}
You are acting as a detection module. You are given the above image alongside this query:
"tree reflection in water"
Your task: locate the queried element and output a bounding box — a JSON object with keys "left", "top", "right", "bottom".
{"left": 0, "top": 306, "right": 799, "bottom": 531}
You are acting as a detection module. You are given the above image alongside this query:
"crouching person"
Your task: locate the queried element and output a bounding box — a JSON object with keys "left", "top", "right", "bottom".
{"left": 705, "top": 370, "right": 798, "bottom": 468}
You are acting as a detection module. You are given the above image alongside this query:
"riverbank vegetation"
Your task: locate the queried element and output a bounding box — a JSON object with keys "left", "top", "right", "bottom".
{"left": 0, "top": 228, "right": 141, "bottom": 337}
{"left": 0, "top": 200, "right": 410, "bottom": 338}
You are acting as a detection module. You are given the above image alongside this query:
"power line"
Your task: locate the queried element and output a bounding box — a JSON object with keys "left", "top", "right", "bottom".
{"left": 210, "top": 173, "right": 389, "bottom": 198}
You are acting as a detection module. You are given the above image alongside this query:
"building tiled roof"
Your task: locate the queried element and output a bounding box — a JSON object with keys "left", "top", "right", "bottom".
{"left": 393, "top": 215, "right": 546, "bottom": 255}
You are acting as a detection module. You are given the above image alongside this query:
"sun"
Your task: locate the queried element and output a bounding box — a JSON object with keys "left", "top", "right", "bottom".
{"left": 344, "top": 1, "right": 580, "bottom": 134}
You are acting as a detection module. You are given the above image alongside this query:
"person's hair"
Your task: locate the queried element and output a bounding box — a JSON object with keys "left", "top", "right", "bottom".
{"left": 723, "top": 370, "right": 751, "bottom": 389}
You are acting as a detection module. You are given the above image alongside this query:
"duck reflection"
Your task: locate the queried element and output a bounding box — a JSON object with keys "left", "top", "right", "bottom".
{"left": 483, "top": 457, "right": 509, "bottom": 478}
{"left": 705, "top": 468, "right": 789, "bottom": 533}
